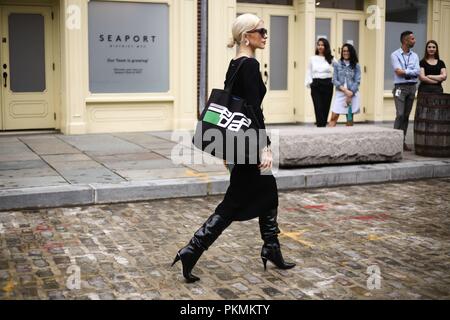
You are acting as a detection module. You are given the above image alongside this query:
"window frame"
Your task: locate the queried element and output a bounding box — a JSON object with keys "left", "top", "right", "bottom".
{"left": 383, "top": 0, "right": 431, "bottom": 95}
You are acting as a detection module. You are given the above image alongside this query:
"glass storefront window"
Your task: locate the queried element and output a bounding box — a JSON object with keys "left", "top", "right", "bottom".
{"left": 237, "top": 0, "right": 293, "bottom": 5}
{"left": 315, "top": 18, "right": 331, "bottom": 42}
{"left": 315, "top": 0, "right": 364, "bottom": 10}
{"left": 384, "top": 0, "right": 428, "bottom": 90}
{"left": 9, "top": 14, "right": 46, "bottom": 93}
{"left": 270, "top": 16, "right": 288, "bottom": 90}
{"left": 88, "top": 1, "right": 169, "bottom": 93}
{"left": 343, "top": 20, "right": 359, "bottom": 53}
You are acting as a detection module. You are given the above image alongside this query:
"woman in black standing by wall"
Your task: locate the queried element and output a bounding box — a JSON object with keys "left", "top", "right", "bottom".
{"left": 171, "top": 13, "right": 295, "bottom": 283}
{"left": 418, "top": 40, "right": 447, "bottom": 93}
{"left": 306, "top": 38, "right": 335, "bottom": 127}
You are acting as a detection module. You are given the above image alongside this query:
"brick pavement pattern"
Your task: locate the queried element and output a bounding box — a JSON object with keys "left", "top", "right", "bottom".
{"left": 0, "top": 178, "right": 449, "bottom": 300}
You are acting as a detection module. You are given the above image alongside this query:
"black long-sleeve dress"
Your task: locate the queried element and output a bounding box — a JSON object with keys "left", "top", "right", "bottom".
{"left": 213, "top": 57, "right": 279, "bottom": 222}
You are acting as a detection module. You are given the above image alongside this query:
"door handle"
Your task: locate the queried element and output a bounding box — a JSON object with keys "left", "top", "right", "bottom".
{"left": 264, "top": 70, "right": 268, "bottom": 85}
{"left": 2, "top": 72, "right": 7, "bottom": 88}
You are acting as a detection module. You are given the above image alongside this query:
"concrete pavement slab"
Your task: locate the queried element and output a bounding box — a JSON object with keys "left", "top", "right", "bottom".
{"left": 182, "top": 164, "right": 229, "bottom": 173}
{"left": 0, "top": 167, "right": 60, "bottom": 179}
{"left": 116, "top": 167, "right": 201, "bottom": 180}
{"left": 59, "top": 134, "right": 147, "bottom": 155}
{"left": 49, "top": 160, "right": 105, "bottom": 170}
{"left": 0, "top": 176, "right": 68, "bottom": 189}
{"left": 19, "top": 136, "right": 80, "bottom": 155}
{"left": 113, "top": 131, "right": 172, "bottom": 143}
{"left": 0, "top": 139, "right": 41, "bottom": 162}
{"left": 151, "top": 146, "right": 197, "bottom": 159}
{"left": 0, "top": 160, "right": 49, "bottom": 171}
{"left": 113, "top": 132, "right": 178, "bottom": 150}
{"left": 56, "top": 168, "right": 125, "bottom": 184}
{"left": 101, "top": 159, "right": 184, "bottom": 171}
{"left": 0, "top": 153, "right": 41, "bottom": 162}
{"left": 144, "top": 130, "right": 175, "bottom": 141}
{"left": 0, "top": 137, "right": 20, "bottom": 143}
{"left": 41, "top": 154, "right": 93, "bottom": 163}
{"left": 92, "top": 152, "right": 166, "bottom": 162}
{"left": 402, "top": 153, "right": 441, "bottom": 162}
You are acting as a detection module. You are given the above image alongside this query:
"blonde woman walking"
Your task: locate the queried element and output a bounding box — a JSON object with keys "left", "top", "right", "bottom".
{"left": 172, "top": 13, "right": 295, "bottom": 283}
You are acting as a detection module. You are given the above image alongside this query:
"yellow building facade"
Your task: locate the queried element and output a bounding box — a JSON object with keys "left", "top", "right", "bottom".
{"left": 0, "top": 0, "right": 449, "bottom": 134}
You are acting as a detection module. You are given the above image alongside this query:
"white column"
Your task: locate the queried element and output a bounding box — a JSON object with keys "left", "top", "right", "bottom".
{"left": 60, "top": 0, "right": 88, "bottom": 134}
{"left": 173, "top": 0, "right": 198, "bottom": 130}
{"left": 208, "top": 0, "right": 237, "bottom": 96}
{"left": 364, "top": 0, "right": 385, "bottom": 122}
{"left": 294, "top": 0, "right": 316, "bottom": 123}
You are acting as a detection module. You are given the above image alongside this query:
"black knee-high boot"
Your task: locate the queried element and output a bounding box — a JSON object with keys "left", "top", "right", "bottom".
{"left": 172, "top": 213, "right": 232, "bottom": 283}
{"left": 259, "top": 208, "right": 296, "bottom": 270}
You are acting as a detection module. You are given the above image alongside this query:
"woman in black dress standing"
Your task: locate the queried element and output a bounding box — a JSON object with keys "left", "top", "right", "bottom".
{"left": 172, "top": 13, "right": 295, "bottom": 283}
{"left": 418, "top": 40, "right": 447, "bottom": 93}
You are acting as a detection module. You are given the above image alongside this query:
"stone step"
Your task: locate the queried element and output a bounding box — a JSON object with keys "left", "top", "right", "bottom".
{"left": 277, "top": 125, "right": 404, "bottom": 167}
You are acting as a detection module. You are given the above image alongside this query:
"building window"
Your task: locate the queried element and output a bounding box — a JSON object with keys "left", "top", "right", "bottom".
{"left": 270, "top": 16, "right": 288, "bottom": 90}
{"left": 237, "top": 0, "right": 293, "bottom": 5}
{"left": 315, "top": 0, "right": 364, "bottom": 10}
{"left": 384, "top": 0, "right": 428, "bottom": 90}
{"left": 9, "top": 14, "right": 46, "bottom": 93}
{"left": 88, "top": 1, "right": 169, "bottom": 93}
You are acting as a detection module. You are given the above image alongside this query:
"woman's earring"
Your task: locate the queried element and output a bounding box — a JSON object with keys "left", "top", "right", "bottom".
{"left": 245, "top": 39, "right": 250, "bottom": 46}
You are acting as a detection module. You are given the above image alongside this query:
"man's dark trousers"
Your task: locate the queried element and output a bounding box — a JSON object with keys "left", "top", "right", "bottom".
{"left": 393, "top": 83, "right": 417, "bottom": 142}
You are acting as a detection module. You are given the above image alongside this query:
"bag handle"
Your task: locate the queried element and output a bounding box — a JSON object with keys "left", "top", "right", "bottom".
{"left": 224, "top": 57, "right": 248, "bottom": 93}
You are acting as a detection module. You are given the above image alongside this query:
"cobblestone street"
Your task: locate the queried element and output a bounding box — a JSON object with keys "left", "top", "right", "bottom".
{"left": 1, "top": 178, "right": 449, "bottom": 300}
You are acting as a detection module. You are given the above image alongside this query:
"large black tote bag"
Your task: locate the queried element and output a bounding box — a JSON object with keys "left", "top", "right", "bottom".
{"left": 192, "top": 58, "right": 266, "bottom": 164}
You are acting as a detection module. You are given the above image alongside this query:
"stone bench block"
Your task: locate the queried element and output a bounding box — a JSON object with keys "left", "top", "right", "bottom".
{"left": 277, "top": 125, "right": 403, "bottom": 167}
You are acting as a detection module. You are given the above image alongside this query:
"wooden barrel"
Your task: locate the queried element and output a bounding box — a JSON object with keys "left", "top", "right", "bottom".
{"left": 414, "top": 92, "right": 450, "bottom": 157}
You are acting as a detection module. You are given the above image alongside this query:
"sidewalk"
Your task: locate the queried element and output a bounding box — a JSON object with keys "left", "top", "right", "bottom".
{"left": 1, "top": 123, "right": 449, "bottom": 211}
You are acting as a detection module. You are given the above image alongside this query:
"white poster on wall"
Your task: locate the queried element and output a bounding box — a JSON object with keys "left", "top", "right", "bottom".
{"left": 88, "top": 1, "right": 169, "bottom": 93}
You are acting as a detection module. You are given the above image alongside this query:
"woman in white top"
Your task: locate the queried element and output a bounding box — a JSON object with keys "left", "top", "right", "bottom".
{"left": 305, "top": 38, "right": 335, "bottom": 127}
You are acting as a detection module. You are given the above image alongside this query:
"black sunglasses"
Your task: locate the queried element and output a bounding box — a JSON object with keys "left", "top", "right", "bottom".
{"left": 247, "top": 28, "right": 268, "bottom": 37}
